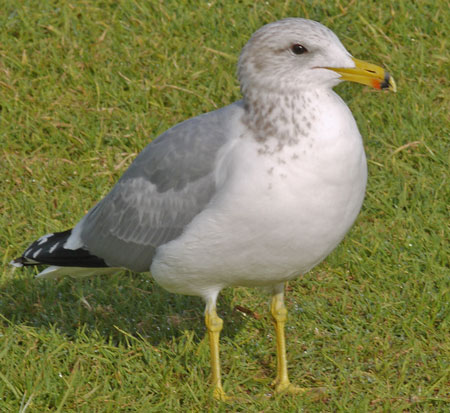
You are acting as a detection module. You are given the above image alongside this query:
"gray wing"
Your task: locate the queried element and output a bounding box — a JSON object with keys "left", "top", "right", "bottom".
{"left": 76, "top": 101, "right": 244, "bottom": 271}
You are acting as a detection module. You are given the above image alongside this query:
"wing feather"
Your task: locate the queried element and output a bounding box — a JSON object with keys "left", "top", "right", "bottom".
{"left": 77, "top": 102, "right": 244, "bottom": 272}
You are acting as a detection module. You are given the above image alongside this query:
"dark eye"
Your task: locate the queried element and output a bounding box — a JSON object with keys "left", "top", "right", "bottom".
{"left": 291, "top": 43, "right": 307, "bottom": 55}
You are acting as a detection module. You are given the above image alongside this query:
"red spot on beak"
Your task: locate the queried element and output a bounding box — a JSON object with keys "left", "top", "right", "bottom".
{"left": 371, "top": 79, "right": 381, "bottom": 90}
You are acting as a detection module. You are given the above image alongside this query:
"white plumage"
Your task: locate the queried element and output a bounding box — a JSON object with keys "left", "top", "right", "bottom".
{"left": 12, "top": 18, "right": 395, "bottom": 398}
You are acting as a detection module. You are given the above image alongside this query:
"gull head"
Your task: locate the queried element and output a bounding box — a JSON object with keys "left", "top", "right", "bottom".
{"left": 238, "top": 18, "right": 396, "bottom": 96}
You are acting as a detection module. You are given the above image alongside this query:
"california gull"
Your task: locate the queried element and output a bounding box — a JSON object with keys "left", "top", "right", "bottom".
{"left": 12, "top": 18, "right": 396, "bottom": 399}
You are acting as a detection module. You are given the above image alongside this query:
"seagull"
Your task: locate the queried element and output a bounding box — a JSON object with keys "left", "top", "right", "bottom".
{"left": 11, "top": 18, "right": 396, "bottom": 399}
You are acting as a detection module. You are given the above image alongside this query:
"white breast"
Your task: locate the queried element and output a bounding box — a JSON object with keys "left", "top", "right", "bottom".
{"left": 151, "top": 89, "right": 367, "bottom": 298}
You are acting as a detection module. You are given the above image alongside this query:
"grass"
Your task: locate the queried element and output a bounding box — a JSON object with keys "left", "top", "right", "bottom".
{"left": 0, "top": 0, "right": 448, "bottom": 411}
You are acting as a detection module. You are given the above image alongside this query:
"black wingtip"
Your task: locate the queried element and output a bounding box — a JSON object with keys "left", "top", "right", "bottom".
{"left": 15, "top": 229, "right": 109, "bottom": 268}
{"left": 10, "top": 257, "right": 25, "bottom": 267}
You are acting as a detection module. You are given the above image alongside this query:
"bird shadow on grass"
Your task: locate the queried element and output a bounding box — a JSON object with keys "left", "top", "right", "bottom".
{"left": 0, "top": 269, "right": 248, "bottom": 347}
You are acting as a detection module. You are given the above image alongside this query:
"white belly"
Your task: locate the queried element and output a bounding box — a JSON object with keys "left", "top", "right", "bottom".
{"left": 151, "top": 92, "right": 367, "bottom": 298}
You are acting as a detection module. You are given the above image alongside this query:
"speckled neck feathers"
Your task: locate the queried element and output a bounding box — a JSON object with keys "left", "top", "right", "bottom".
{"left": 236, "top": 18, "right": 353, "bottom": 150}
{"left": 241, "top": 89, "right": 317, "bottom": 151}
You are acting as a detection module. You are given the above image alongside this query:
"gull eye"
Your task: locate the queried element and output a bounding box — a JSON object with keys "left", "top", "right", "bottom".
{"left": 291, "top": 43, "right": 307, "bottom": 55}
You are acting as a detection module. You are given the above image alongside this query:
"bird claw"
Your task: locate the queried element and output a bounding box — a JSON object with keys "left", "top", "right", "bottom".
{"left": 273, "top": 380, "right": 325, "bottom": 399}
{"left": 273, "top": 379, "right": 302, "bottom": 393}
{"left": 213, "top": 385, "right": 230, "bottom": 401}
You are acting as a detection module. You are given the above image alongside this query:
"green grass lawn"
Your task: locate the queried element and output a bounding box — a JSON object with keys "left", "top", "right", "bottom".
{"left": 1, "top": 0, "right": 448, "bottom": 411}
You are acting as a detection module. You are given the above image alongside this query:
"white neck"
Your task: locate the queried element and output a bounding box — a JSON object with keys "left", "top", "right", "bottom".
{"left": 241, "top": 88, "right": 334, "bottom": 149}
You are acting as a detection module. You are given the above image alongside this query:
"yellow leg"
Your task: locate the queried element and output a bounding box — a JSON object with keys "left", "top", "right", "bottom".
{"left": 205, "top": 304, "right": 227, "bottom": 401}
{"left": 271, "top": 286, "right": 306, "bottom": 394}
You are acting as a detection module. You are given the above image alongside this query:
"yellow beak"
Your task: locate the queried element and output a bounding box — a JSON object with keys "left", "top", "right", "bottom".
{"left": 326, "top": 57, "right": 396, "bottom": 92}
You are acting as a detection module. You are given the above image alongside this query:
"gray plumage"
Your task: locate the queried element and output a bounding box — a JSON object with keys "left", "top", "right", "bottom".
{"left": 11, "top": 18, "right": 394, "bottom": 292}
{"left": 10, "top": 18, "right": 395, "bottom": 399}
{"left": 76, "top": 102, "right": 243, "bottom": 271}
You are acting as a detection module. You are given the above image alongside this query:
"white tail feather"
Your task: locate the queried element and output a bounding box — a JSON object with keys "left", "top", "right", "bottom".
{"left": 36, "top": 266, "right": 121, "bottom": 279}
